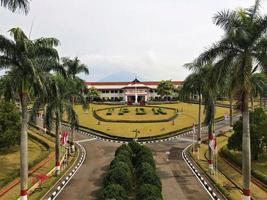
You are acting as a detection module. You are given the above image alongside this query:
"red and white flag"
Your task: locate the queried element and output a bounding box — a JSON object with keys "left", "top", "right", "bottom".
{"left": 209, "top": 133, "right": 217, "bottom": 152}
{"left": 60, "top": 131, "right": 69, "bottom": 146}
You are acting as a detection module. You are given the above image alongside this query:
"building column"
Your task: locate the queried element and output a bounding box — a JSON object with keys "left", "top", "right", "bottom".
{"left": 125, "top": 95, "right": 128, "bottom": 102}
{"left": 145, "top": 95, "right": 148, "bottom": 102}
{"left": 135, "top": 94, "right": 138, "bottom": 103}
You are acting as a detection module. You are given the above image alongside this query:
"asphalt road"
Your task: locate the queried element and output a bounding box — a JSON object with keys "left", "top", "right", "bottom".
{"left": 40, "top": 117, "right": 234, "bottom": 200}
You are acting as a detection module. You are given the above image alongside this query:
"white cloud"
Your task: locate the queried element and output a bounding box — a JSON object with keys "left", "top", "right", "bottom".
{"left": 1, "top": 0, "right": 267, "bottom": 81}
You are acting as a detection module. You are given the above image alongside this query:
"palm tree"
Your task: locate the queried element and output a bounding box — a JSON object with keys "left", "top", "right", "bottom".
{"left": 44, "top": 75, "right": 79, "bottom": 176}
{"left": 0, "top": 27, "right": 59, "bottom": 200}
{"left": 202, "top": 64, "right": 218, "bottom": 174}
{"left": 1, "top": 0, "right": 30, "bottom": 13}
{"left": 196, "top": 1, "right": 267, "bottom": 199}
{"left": 181, "top": 63, "right": 210, "bottom": 144}
{"left": 62, "top": 57, "right": 89, "bottom": 152}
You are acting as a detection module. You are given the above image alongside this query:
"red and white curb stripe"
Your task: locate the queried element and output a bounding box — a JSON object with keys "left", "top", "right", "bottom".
{"left": 182, "top": 145, "right": 221, "bottom": 200}
{"left": 46, "top": 143, "right": 86, "bottom": 200}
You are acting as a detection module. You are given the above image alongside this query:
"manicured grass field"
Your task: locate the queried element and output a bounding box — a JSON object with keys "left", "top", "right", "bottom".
{"left": 0, "top": 138, "right": 48, "bottom": 189}
{"left": 75, "top": 102, "right": 229, "bottom": 138}
{"left": 191, "top": 132, "right": 267, "bottom": 200}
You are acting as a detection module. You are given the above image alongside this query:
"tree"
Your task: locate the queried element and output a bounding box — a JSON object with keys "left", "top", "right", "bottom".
{"left": 180, "top": 63, "right": 208, "bottom": 144}
{"left": 99, "top": 184, "right": 127, "bottom": 200}
{"left": 250, "top": 73, "right": 267, "bottom": 110}
{"left": 0, "top": 27, "right": 59, "bottom": 200}
{"left": 1, "top": 0, "right": 30, "bottom": 13}
{"left": 136, "top": 184, "right": 163, "bottom": 200}
{"left": 228, "top": 108, "right": 267, "bottom": 160}
{"left": 0, "top": 100, "right": 21, "bottom": 149}
{"left": 202, "top": 64, "right": 218, "bottom": 174}
{"left": 62, "top": 57, "right": 89, "bottom": 152}
{"left": 156, "top": 80, "right": 174, "bottom": 99}
{"left": 43, "top": 75, "right": 80, "bottom": 176}
{"left": 196, "top": 1, "right": 267, "bottom": 198}
{"left": 86, "top": 87, "right": 100, "bottom": 102}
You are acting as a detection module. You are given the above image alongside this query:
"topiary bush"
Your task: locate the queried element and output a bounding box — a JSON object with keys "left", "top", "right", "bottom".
{"left": 136, "top": 184, "right": 163, "bottom": 200}
{"left": 98, "top": 184, "right": 127, "bottom": 200}
{"left": 112, "top": 153, "right": 133, "bottom": 170}
{"left": 137, "top": 169, "right": 162, "bottom": 191}
{"left": 110, "top": 161, "right": 132, "bottom": 175}
{"left": 103, "top": 167, "right": 132, "bottom": 191}
{"left": 115, "top": 144, "right": 133, "bottom": 157}
{"left": 136, "top": 162, "right": 155, "bottom": 178}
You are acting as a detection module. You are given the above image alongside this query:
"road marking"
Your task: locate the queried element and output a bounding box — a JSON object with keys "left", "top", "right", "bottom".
{"left": 75, "top": 138, "right": 97, "bottom": 143}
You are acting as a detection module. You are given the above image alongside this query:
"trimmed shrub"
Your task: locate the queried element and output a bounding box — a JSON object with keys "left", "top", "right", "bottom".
{"left": 137, "top": 169, "right": 162, "bottom": 191}
{"left": 103, "top": 167, "right": 132, "bottom": 191}
{"left": 136, "top": 155, "right": 155, "bottom": 169}
{"left": 115, "top": 144, "right": 133, "bottom": 157}
{"left": 114, "top": 153, "right": 133, "bottom": 169}
{"left": 110, "top": 161, "right": 132, "bottom": 175}
{"left": 98, "top": 184, "right": 127, "bottom": 200}
{"left": 128, "top": 141, "right": 142, "bottom": 155}
{"left": 136, "top": 184, "right": 163, "bottom": 200}
{"left": 136, "top": 162, "right": 154, "bottom": 178}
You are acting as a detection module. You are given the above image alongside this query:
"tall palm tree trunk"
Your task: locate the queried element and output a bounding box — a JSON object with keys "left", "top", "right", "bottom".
{"left": 229, "top": 95, "right": 233, "bottom": 127}
{"left": 242, "top": 93, "right": 251, "bottom": 200}
{"left": 208, "top": 121, "right": 214, "bottom": 175}
{"left": 70, "top": 96, "right": 75, "bottom": 152}
{"left": 20, "top": 93, "right": 28, "bottom": 200}
{"left": 55, "top": 116, "right": 61, "bottom": 176}
{"left": 43, "top": 104, "right": 47, "bottom": 134}
{"left": 197, "top": 93, "right": 202, "bottom": 144}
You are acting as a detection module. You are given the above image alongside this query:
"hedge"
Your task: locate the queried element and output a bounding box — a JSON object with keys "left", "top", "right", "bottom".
{"left": 136, "top": 184, "right": 163, "bottom": 200}
{"left": 98, "top": 184, "right": 127, "bottom": 200}
{"left": 98, "top": 142, "right": 162, "bottom": 199}
{"left": 220, "top": 146, "right": 267, "bottom": 186}
{"left": 103, "top": 167, "right": 132, "bottom": 191}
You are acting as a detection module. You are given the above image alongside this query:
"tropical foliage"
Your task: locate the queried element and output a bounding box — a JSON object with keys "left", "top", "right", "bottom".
{"left": 228, "top": 107, "right": 267, "bottom": 160}
{"left": 156, "top": 80, "right": 175, "bottom": 99}
{"left": 0, "top": 100, "right": 21, "bottom": 149}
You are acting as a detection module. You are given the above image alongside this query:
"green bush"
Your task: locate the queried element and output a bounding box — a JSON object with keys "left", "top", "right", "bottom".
{"left": 136, "top": 162, "right": 154, "bottom": 178}
{"left": 110, "top": 161, "right": 132, "bottom": 175}
{"left": 115, "top": 144, "right": 133, "bottom": 157}
{"left": 103, "top": 167, "right": 132, "bottom": 191}
{"left": 98, "top": 184, "right": 127, "bottom": 200}
{"left": 111, "top": 153, "right": 133, "bottom": 171}
{"left": 137, "top": 169, "right": 162, "bottom": 191}
{"left": 0, "top": 100, "right": 21, "bottom": 149}
{"left": 128, "top": 141, "right": 142, "bottom": 154}
{"left": 136, "top": 184, "right": 163, "bottom": 200}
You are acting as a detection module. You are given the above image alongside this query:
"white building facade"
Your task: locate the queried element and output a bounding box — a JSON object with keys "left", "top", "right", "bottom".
{"left": 85, "top": 79, "right": 182, "bottom": 104}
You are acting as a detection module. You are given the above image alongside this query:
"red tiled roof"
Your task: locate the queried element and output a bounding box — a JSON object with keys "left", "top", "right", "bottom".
{"left": 85, "top": 81, "right": 183, "bottom": 86}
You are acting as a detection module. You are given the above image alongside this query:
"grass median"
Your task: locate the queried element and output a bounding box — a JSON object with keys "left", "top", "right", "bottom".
{"left": 190, "top": 132, "right": 267, "bottom": 200}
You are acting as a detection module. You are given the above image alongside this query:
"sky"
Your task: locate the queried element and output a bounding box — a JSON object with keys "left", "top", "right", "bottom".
{"left": 1, "top": 0, "right": 267, "bottom": 81}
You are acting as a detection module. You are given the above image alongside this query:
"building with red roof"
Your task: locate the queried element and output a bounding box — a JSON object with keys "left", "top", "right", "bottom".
{"left": 85, "top": 78, "right": 182, "bottom": 103}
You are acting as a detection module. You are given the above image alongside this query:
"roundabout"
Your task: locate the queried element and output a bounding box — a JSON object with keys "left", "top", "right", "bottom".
{"left": 74, "top": 102, "right": 229, "bottom": 139}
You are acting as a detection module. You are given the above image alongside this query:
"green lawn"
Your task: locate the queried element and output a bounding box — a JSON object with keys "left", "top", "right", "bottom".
{"left": 191, "top": 132, "right": 267, "bottom": 200}
{"left": 75, "top": 102, "right": 229, "bottom": 138}
{"left": 0, "top": 138, "right": 48, "bottom": 189}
